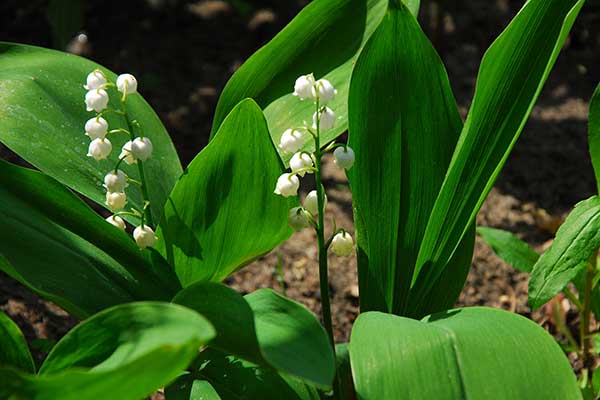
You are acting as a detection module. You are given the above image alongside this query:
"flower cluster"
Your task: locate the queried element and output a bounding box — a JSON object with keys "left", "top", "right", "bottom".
{"left": 274, "top": 74, "right": 355, "bottom": 257}
{"left": 83, "top": 69, "right": 157, "bottom": 249}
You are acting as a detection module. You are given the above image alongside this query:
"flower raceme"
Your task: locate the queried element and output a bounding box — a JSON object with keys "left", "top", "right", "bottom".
{"left": 82, "top": 69, "right": 157, "bottom": 249}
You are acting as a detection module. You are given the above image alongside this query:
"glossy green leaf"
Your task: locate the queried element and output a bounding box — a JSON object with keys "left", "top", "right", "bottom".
{"left": 0, "top": 159, "right": 180, "bottom": 318}
{"left": 529, "top": 196, "right": 600, "bottom": 309}
{"left": 212, "top": 0, "right": 418, "bottom": 163}
{"left": 588, "top": 84, "right": 600, "bottom": 192}
{"left": 477, "top": 226, "right": 539, "bottom": 273}
{"left": 0, "top": 42, "right": 182, "bottom": 222}
{"left": 411, "top": 0, "right": 585, "bottom": 309}
{"left": 347, "top": 0, "right": 471, "bottom": 316}
{"left": 157, "top": 99, "right": 294, "bottom": 286}
{"left": 191, "top": 349, "right": 320, "bottom": 400}
{"left": 0, "top": 302, "right": 215, "bottom": 400}
{"left": 165, "top": 375, "right": 222, "bottom": 400}
{"left": 0, "top": 310, "right": 34, "bottom": 373}
{"left": 174, "top": 284, "right": 335, "bottom": 388}
{"left": 350, "top": 308, "right": 581, "bottom": 400}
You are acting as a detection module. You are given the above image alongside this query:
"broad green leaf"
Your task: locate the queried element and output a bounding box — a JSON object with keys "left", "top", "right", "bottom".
{"left": 529, "top": 196, "right": 600, "bottom": 309}
{"left": 191, "top": 349, "right": 320, "bottom": 400}
{"left": 477, "top": 226, "right": 539, "bottom": 273}
{"left": 0, "top": 42, "right": 182, "bottom": 223}
{"left": 0, "top": 159, "right": 180, "bottom": 318}
{"left": 588, "top": 83, "right": 600, "bottom": 192}
{"left": 174, "top": 284, "right": 335, "bottom": 388}
{"left": 157, "top": 99, "right": 294, "bottom": 287}
{"left": 335, "top": 343, "right": 355, "bottom": 400}
{"left": 411, "top": 0, "right": 586, "bottom": 309}
{"left": 165, "top": 375, "right": 222, "bottom": 400}
{"left": 0, "top": 310, "right": 34, "bottom": 373}
{"left": 211, "top": 0, "right": 419, "bottom": 163}
{"left": 0, "top": 302, "right": 215, "bottom": 400}
{"left": 350, "top": 308, "right": 581, "bottom": 400}
{"left": 347, "top": 0, "right": 471, "bottom": 316}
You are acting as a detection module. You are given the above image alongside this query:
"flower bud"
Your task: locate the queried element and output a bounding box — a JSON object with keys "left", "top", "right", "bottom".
{"left": 87, "top": 138, "right": 112, "bottom": 161}
{"left": 333, "top": 146, "right": 355, "bottom": 170}
{"left": 279, "top": 129, "right": 304, "bottom": 154}
{"left": 274, "top": 173, "right": 300, "bottom": 197}
{"left": 304, "top": 190, "right": 327, "bottom": 215}
{"left": 133, "top": 225, "right": 158, "bottom": 249}
{"left": 131, "top": 137, "right": 153, "bottom": 161}
{"left": 293, "top": 74, "right": 316, "bottom": 100}
{"left": 288, "top": 207, "right": 310, "bottom": 231}
{"left": 119, "top": 141, "right": 137, "bottom": 165}
{"left": 330, "top": 231, "right": 353, "bottom": 257}
{"left": 85, "top": 117, "right": 109, "bottom": 140}
{"left": 84, "top": 70, "right": 106, "bottom": 90}
{"left": 85, "top": 89, "right": 109, "bottom": 112}
{"left": 116, "top": 73, "right": 138, "bottom": 94}
{"left": 105, "top": 215, "right": 126, "bottom": 231}
{"left": 290, "top": 152, "right": 313, "bottom": 177}
{"left": 313, "top": 107, "right": 335, "bottom": 131}
{"left": 104, "top": 170, "right": 129, "bottom": 192}
{"left": 314, "top": 79, "right": 336, "bottom": 105}
{"left": 105, "top": 191, "right": 127, "bottom": 211}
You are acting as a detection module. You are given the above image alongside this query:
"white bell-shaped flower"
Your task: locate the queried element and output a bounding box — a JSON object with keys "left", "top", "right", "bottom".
{"left": 105, "top": 215, "right": 126, "bottom": 231}
{"left": 288, "top": 207, "right": 310, "bottom": 231}
{"left": 85, "top": 89, "right": 109, "bottom": 112}
{"left": 274, "top": 173, "right": 300, "bottom": 197}
{"left": 333, "top": 146, "right": 355, "bottom": 170}
{"left": 119, "top": 141, "right": 137, "bottom": 165}
{"left": 131, "top": 137, "right": 153, "bottom": 161}
{"left": 304, "top": 190, "right": 327, "bottom": 215}
{"left": 105, "top": 191, "right": 127, "bottom": 211}
{"left": 330, "top": 231, "right": 354, "bottom": 257}
{"left": 313, "top": 107, "right": 335, "bottom": 131}
{"left": 87, "top": 138, "right": 112, "bottom": 161}
{"left": 133, "top": 225, "right": 158, "bottom": 249}
{"left": 314, "top": 79, "right": 336, "bottom": 105}
{"left": 116, "top": 73, "right": 138, "bottom": 94}
{"left": 84, "top": 70, "right": 106, "bottom": 90}
{"left": 104, "top": 170, "right": 129, "bottom": 192}
{"left": 279, "top": 129, "right": 304, "bottom": 154}
{"left": 293, "top": 74, "right": 316, "bottom": 100}
{"left": 289, "top": 152, "right": 313, "bottom": 177}
{"left": 85, "top": 117, "right": 109, "bottom": 140}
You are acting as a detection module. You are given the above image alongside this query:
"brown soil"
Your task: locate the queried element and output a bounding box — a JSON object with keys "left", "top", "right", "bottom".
{"left": 1, "top": 0, "right": 600, "bottom": 382}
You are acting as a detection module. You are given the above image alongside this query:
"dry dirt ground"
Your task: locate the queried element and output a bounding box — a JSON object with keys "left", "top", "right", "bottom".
{"left": 1, "top": 0, "right": 600, "bottom": 379}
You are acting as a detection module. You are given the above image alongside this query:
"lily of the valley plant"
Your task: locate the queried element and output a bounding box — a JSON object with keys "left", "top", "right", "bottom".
{"left": 0, "top": 0, "right": 589, "bottom": 399}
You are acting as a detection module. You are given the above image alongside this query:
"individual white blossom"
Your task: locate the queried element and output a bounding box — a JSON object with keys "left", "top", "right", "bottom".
{"left": 293, "top": 74, "right": 316, "bottom": 100}
{"left": 330, "top": 231, "right": 354, "bottom": 257}
{"left": 105, "top": 215, "right": 126, "bottom": 231}
{"left": 333, "top": 146, "right": 355, "bottom": 170}
{"left": 85, "top": 117, "right": 109, "bottom": 140}
{"left": 105, "top": 191, "right": 127, "bottom": 211}
{"left": 274, "top": 173, "right": 300, "bottom": 197}
{"left": 278, "top": 129, "right": 305, "bottom": 154}
{"left": 313, "top": 107, "right": 335, "bottom": 131}
{"left": 84, "top": 70, "right": 106, "bottom": 90}
{"left": 290, "top": 152, "right": 313, "bottom": 177}
{"left": 87, "top": 138, "right": 112, "bottom": 161}
{"left": 288, "top": 207, "right": 310, "bottom": 231}
{"left": 314, "top": 79, "right": 336, "bottom": 105}
{"left": 133, "top": 225, "right": 158, "bottom": 249}
{"left": 116, "top": 73, "right": 138, "bottom": 94}
{"left": 304, "top": 190, "right": 327, "bottom": 215}
{"left": 104, "top": 170, "right": 129, "bottom": 192}
{"left": 119, "top": 141, "right": 137, "bottom": 165}
{"left": 131, "top": 137, "right": 153, "bottom": 161}
{"left": 85, "top": 89, "right": 109, "bottom": 112}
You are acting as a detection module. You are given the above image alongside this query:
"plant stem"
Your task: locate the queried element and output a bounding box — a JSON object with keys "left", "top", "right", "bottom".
{"left": 581, "top": 249, "right": 597, "bottom": 384}
{"left": 122, "top": 104, "right": 153, "bottom": 227}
